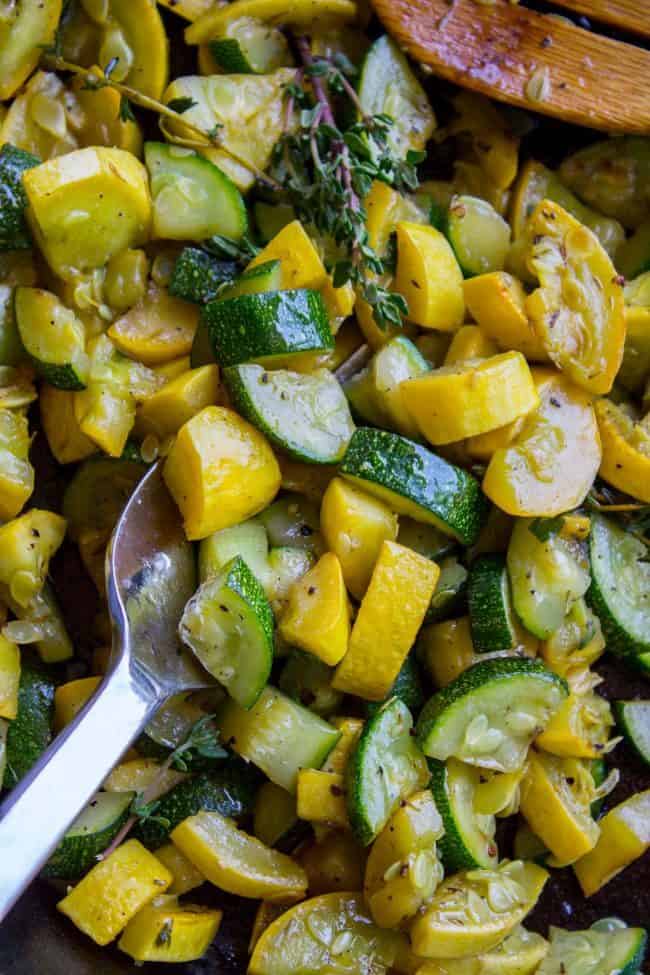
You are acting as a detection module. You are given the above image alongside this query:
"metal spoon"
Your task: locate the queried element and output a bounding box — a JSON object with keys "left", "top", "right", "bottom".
{"left": 0, "top": 462, "right": 211, "bottom": 920}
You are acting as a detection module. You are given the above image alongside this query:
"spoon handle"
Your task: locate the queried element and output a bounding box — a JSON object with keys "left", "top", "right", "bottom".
{"left": 0, "top": 662, "right": 158, "bottom": 921}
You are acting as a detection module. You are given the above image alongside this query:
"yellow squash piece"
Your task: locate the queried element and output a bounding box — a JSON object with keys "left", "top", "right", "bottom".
{"left": 279, "top": 552, "right": 349, "bottom": 666}
{"left": 574, "top": 790, "right": 650, "bottom": 896}
{"left": 333, "top": 540, "right": 438, "bottom": 700}
{"left": 0, "top": 0, "right": 62, "bottom": 100}
{"left": 483, "top": 368, "right": 602, "bottom": 517}
{"left": 394, "top": 222, "right": 465, "bottom": 331}
{"left": 320, "top": 476, "right": 398, "bottom": 600}
{"left": 163, "top": 69, "right": 295, "bottom": 192}
{"left": 248, "top": 891, "right": 406, "bottom": 975}
{"left": 536, "top": 689, "right": 614, "bottom": 759}
{"left": 0, "top": 635, "right": 20, "bottom": 720}
{"left": 410, "top": 860, "right": 548, "bottom": 960}
{"left": 247, "top": 221, "right": 327, "bottom": 291}
{"left": 402, "top": 352, "right": 539, "bottom": 446}
{"left": 415, "top": 926, "right": 549, "bottom": 975}
{"left": 39, "top": 386, "right": 97, "bottom": 465}
{"left": 279, "top": 455, "right": 336, "bottom": 502}
{"left": 0, "top": 70, "right": 141, "bottom": 161}
{"left": 524, "top": 200, "right": 625, "bottom": 395}
{"left": 249, "top": 901, "right": 285, "bottom": 953}
{"left": 157, "top": 0, "right": 214, "bottom": 20}
{"left": 136, "top": 364, "right": 221, "bottom": 440}
{"left": 171, "top": 810, "right": 307, "bottom": 902}
{"left": 364, "top": 790, "right": 444, "bottom": 930}
{"left": 54, "top": 676, "right": 102, "bottom": 731}
{"left": 108, "top": 286, "right": 199, "bottom": 366}
{"left": 296, "top": 768, "right": 349, "bottom": 828}
{"left": 298, "top": 830, "right": 366, "bottom": 895}
{"left": 0, "top": 407, "right": 34, "bottom": 520}
{"left": 23, "top": 147, "right": 151, "bottom": 281}
{"left": 519, "top": 751, "right": 599, "bottom": 865}
{"left": 0, "top": 509, "right": 66, "bottom": 608}
{"left": 443, "top": 325, "right": 498, "bottom": 365}
{"left": 463, "top": 272, "right": 547, "bottom": 361}
{"left": 57, "top": 839, "right": 173, "bottom": 946}
{"left": 323, "top": 716, "right": 364, "bottom": 774}
{"left": 417, "top": 616, "right": 477, "bottom": 689}
{"left": 186, "top": 0, "right": 358, "bottom": 43}
{"left": 104, "top": 248, "right": 150, "bottom": 315}
{"left": 118, "top": 894, "right": 221, "bottom": 962}
{"left": 104, "top": 758, "right": 187, "bottom": 801}
{"left": 595, "top": 398, "right": 650, "bottom": 504}
{"left": 163, "top": 406, "right": 281, "bottom": 540}
{"left": 253, "top": 782, "right": 297, "bottom": 847}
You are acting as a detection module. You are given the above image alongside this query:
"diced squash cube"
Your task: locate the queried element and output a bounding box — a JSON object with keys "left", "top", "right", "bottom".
{"left": 279, "top": 552, "right": 350, "bottom": 666}
{"left": 574, "top": 790, "right": 650, "bottom": 896}
{"left": 0, "top": 635, "right": 20, "bottom": 720}
{"left": 247, "top": 220, "right": 327, "bottom": 291}
{"left": 54, "top": 676, "right": 102, "bottom": 731}
{"left": 320, "top": 477, "right": 398, "bottom": 600}
{"left": 0, "top": 0, "right": 62, "bottom": 101}
{"left": 57, "top": 839, "right": 172, "bottom": 946}
{"left": 253, "top": 782, "right": 297, "bottom": 848}
{"left": 154, "top": 844, "right": 206, "bottom": 896}
{"left": 0, "top": 407, "right": 34, "bottom": 520}
{"left": 323, "top": 717, "right": 364, "bottom": 775}
{"left": 136, "top": 364, "right": 221, "bottom": 440}
{"left": 171, "top": 810, "right": 307, "bottom": 902}
{"left": 463, "top": 271, "right": 548, "bottom": 360}
{"left": 298, "top": 832, "right": 366, "bottom": 896}
{"left": 163, "top": 406, "right": 281, "bottom": 540}
{"left": 118, "top": 895, "right": 221, "bottom": 962}
{"left": 24, "top": 147, "right": 151, "bottom": 281}
{"left": 443, "top": 325, "right": 498, "bottom": 365}
{"left": 0, "top": 509, "right": 66, "bottom": 608}
{"left": 39, "top": 385, "right": 97, "bottom": 464}
{"left": 333, "top": 541, "right": 439, "bottom": 700}
{"left": 417, "top": 616, "right": 476, "bottom": 689}
{"left": 103, "top": 757, "right": 187, "bottom": 800}
{"left": 296, "top": 769, "right": 349, "bottom": 828}
{"left": 393, "top": 222, "right": 464, "bottom": 331}
{"left": 595, "top": 398, "right": 650, "bottom": 504}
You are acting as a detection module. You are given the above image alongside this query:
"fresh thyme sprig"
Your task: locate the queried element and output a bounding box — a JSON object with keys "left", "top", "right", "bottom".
{"left": 272, "top": 35, "right": 423, "bottom": 330}
{"left": 98, "top": 714, "right": 226, "bottom": 860}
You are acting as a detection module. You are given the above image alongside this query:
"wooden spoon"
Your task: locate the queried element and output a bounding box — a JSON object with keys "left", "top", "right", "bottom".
{"left": 370, "top": 0, "right": 650, "bottom": 133}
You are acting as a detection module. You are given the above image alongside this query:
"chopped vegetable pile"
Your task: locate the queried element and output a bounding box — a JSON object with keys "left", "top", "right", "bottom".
{"left": 0, "top": 0, "right": 649, "bottom": 971}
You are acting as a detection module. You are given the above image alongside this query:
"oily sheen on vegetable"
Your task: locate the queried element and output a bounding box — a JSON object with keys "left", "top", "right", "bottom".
{"left": 0, "top": 2, "right": 648, "bottom": 971}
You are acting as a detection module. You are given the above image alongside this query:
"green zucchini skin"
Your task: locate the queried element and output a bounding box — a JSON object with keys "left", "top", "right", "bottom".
{"left": 364, "top": 654, "right": 425, "bottom": 719}
{"left": 0, "top": 144, "right": 40, "bottom": 251}
{"left": 586, "top": 513, "right": 650, "bottom": 657}
{"left": 614, "top": 700, "right": 650, "bottom": 767}
{"left": 169, "top": 247, "right": 238, "bottom": 305}
{"left": 204, "top": 289, "right": 333, "bottom": 367}
{"left": 134, "top": 763, "right": 259, "bottom": 849}
{"left": 41, "top": 792, "right": 133, "bottom": 879}
{"left": 3, "top": 660, "right": 55, "bottom": 789}
{"left": 468, "top": 554, "right": 518, "bottom": 653}
{"left": 428, "top": 758, "right": 498, "bottom": 872}
{"left": 339, "top": 427, "right": 489, "bottom": 546}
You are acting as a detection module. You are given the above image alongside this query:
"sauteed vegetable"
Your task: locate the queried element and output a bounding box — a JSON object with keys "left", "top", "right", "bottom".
{"left": 0, "top": 0, "right": 649, "bottom": 971}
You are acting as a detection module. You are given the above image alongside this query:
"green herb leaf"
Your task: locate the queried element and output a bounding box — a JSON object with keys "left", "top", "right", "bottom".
{"left": 119, "top": 95, "right": 136, "bottom": 123}
{"left": 155, "top": 919, "right": 174, "bottom": 947}
{"left": 528, "top": 515, "right": 566, "bottom": 542}
{"left": 167, "top": 96, "right": 198, "bottom": 115}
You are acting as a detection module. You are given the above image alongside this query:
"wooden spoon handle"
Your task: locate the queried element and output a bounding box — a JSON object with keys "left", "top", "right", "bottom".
{"left": 370, "top": 0, "right": 650, "bottom": 133}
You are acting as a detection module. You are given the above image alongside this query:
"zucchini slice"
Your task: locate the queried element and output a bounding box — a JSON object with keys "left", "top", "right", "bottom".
{"left": 257, "top": 493, "right": 321, "bottom": 553}
{"left": 468, "top": 554, "right": 520, "bottom": 652}
{"left": 614, "top": 700, "right": 650, "bottom": 766}
{"left": 225, "top": 364, "right": 355, "bottom": 464}
{"left": 587, "top": 512, "right": 650, "bottom": 656}
{"left": 217, "top": 685, "right": 340, "bottom": 793}
{"left": 209, "top": 16, "right": 292, "bottom": 73}
{"left": 179, "top": 556, "right": 274, "bottom": 709}
{"left": 346, "top": 697, "right": 429, "bottom": 845}
{"left": 445, "top": 195, "right": 511, "bottom": 276}
{"left": 364, "top": 653, "right": 424, "bottom": 719}
{"left": 134, "top": 763, "right": 258, "bottom": 849}
{"left": 204, "top": 289, "right": 333, "bottom": 367}
{"left": 145, "top": 142, "right": 247, "bottom": 242}
{"left": 199, "top": 519, "right": 270, "bottom": 587}
{"left": 3, "top": 660, "right": 55, "bottom": 788}
{"left": 219, "top": 261, "right": 283, "bottom": 301}
{"left": 507, "top": 517, "right": 590, "bottom": 640}
{"left": 339, "top": 427, "right": 489, "bottom": 546}
{"left": 0, "top": 145, "right": 39, "bottom": 250}
{"left": 417, "top": 657, "right": 568, "bottom": 772}
{"left": 427, "top": 555, "right": 468, "bottom": 622}
{"left": 170, "top": 247, "right": 238, "bottom": 305}
{"left": 279, "top": 649, "right": 342, "bottom": 717}
{"left": 429, "top": 757, "right": 498, "bottom": 871}
{"left": 538, "top": 924, "right": 647, "bottom": 975}
{"left": 15, "top": 287, "right": 89, "bottom": 390}
{"left": 358, "top": 35, "right": 436, "bottom": 159}
{"left": 42, "top": 791, "right": 133, "bottom": 879}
